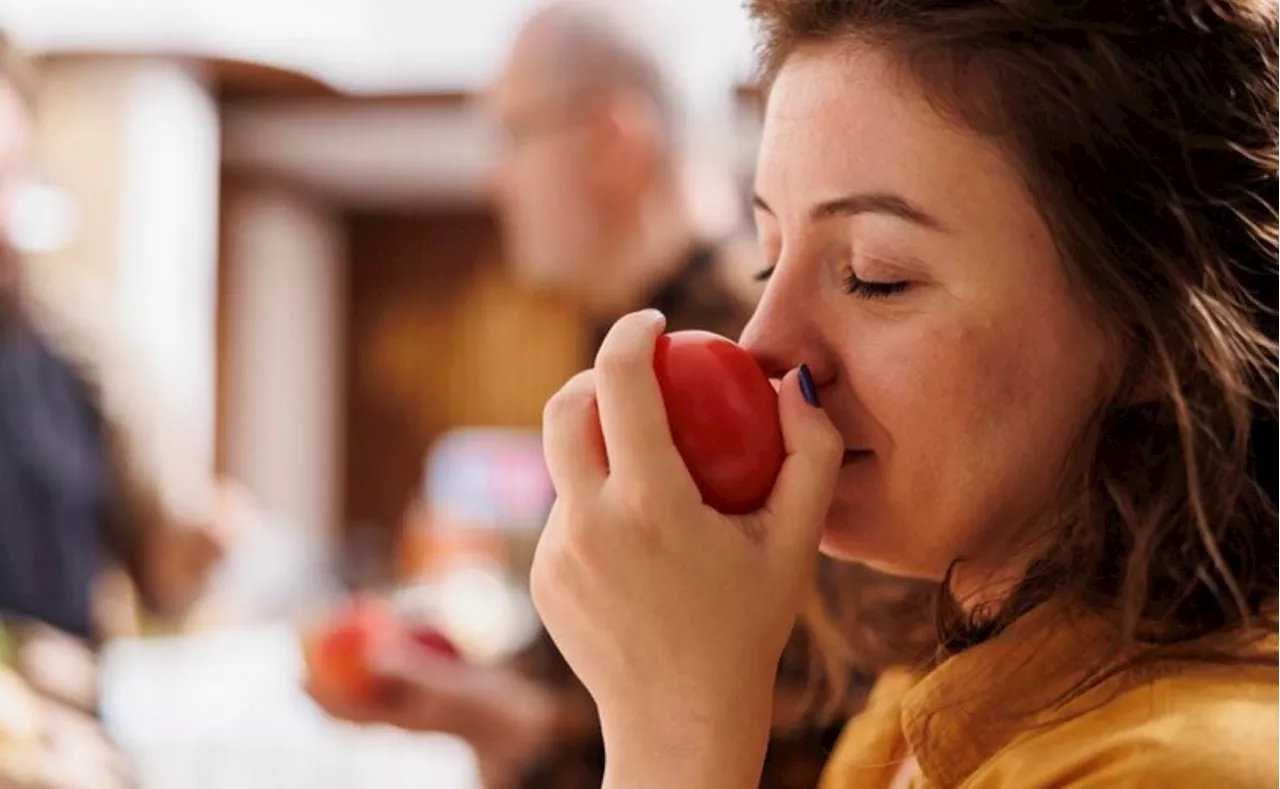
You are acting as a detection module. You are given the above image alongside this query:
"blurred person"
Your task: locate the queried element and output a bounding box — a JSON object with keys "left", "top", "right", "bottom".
{"left": 489, "top": 0, "right": 752, "bottom": 344}
{"left": 0, "top": 33, "right": 239, "bottom": 778}
{"left": 306, "top": 3, "right": 931, "bottom": 788}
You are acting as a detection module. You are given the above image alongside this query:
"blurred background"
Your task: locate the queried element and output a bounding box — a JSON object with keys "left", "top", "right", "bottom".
{"left": 0, "top": 2, "right": 767, "bottom": 787}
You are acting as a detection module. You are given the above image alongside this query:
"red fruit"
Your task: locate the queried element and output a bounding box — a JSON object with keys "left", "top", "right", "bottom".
{"left": 305, "top": 596, "right": 399, "bottom": 701}
{"left": 652, "top": 331, "right": 786, "bottom": 514}
{"left": 407, "top": 627, "right": 462, "bottom": 661}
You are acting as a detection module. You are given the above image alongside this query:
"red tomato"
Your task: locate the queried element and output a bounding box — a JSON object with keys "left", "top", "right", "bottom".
{"left": 304, "top": 596, "right": 399, "bottom": 701}
{"left": 652, "top": 331, "right": 785, "bottom": 514}
{"left": 406, "top": 627, "right": 462, "bottom": 661}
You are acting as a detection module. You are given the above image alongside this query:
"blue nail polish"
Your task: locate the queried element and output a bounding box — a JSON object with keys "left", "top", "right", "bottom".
{"left": 798, "top": 364, "right": 820, "bottom": 407}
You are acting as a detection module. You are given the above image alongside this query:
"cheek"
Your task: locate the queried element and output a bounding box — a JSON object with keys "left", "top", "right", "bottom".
{"left": 517, "top": 164, "right": 556, "bottom": 211}
{"left": 862, "top": 299, "right": 1107, "bottom": 450}
{"left": 523, "top": 165, "right": 582, "bottom": 220}
{"left": 837, "top": 306, "right": 1109, "bottom": 567}
{"left": 860, "top": 319, "right": 1023, "bottom": 459}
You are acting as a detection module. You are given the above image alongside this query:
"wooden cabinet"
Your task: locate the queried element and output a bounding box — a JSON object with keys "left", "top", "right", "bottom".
{"left": 344, "top": 210, "right": 585, "bottom": 539}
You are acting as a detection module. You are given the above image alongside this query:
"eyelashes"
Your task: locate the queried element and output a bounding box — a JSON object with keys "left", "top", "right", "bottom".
{"left": 841, "top": 273, "right": 911, "bottom": 300}
{"left": 751, "top": 264, "right": 912, "bottom": 300}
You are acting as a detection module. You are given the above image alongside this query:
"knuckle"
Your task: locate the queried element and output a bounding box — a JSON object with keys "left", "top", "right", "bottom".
{"left": 563, "top": 508, "right": 612, "bottom": 567}
{"left": 530, "top": 504, "right": 610, "bottom": 634}
{"left": 528, "top": 558, "right": 552, "bottom": 616}
{"left": 607, "top": 478, "right": 674, "bottom": 541}
{"left": 562, "top": 368, "right": 596, "bottom": 393}
{"left": 529, "top": 535, "right": 566, "bottom": 617}
{"left": 818, "top": 427, "right": 844, "bottom": 463}
{"left": 531, "top": 501, "right": 598, "bottom": 593}
{"left": 807, "top": 422, "right": 844, "bottom": 465}
{"left": 594, "top": 342, "right": 651, "bottom": 384}
{"left": 611, "top": 478, "right": 657, "bottom": 520}
{"left": 542, "top": 379, "right": 596, "bottom": 432}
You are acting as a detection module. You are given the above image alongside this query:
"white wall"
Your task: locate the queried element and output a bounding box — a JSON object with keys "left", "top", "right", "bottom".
{"left": 116, "top": 63, "right": 221, "bottom": 511}
{"left": 222, "top": 186, "right": 345, "bottom": 536}
{"left": 3, "top": 0, "right": 756, "bottom": 95}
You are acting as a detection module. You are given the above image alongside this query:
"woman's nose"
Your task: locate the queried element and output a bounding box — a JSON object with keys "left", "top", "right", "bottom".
{"left": 739, "top": 276, "right": 834, "bottom": 384}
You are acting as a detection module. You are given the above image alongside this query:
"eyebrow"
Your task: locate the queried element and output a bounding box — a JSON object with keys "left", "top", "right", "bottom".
{"left": 752, "top": 190, "right": 949, "bottom": 232}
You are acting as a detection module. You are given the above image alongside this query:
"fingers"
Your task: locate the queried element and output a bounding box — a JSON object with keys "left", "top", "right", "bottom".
{"left": 592, "top": 310, "right": 688, "bottom": 483}
{"left": 542, "top": 370, "right": 607, "bottom": 498}
{"left": 762, "top": 367, "right": 844, "bottom": 558}
{"left": 367, "top": 638, "right": 466, "bottom": 688}
{"left": 303, "top": 677, "right": 377, "bottom": 724}
{"left": 305, "top": 648, "right": 463, "bottom": 733}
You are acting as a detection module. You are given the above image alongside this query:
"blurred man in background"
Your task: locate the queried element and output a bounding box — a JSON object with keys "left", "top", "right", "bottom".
{"left": 487, "top": 0, "right": 755, "bottom": 343}
{"left": 306, "top": 3, "right": 887, "bottom": 788}
{"left": 1, "top": 32, "right": 238, "bottom": 787}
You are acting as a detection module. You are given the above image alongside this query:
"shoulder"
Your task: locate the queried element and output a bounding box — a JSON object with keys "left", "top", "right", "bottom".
{"left": 657, "top": 246, "right": 754, "bottom": 339}
{"left": 973, "top": 665, "right": 1278, "bottom": 788}
{"left": 820, "top": 668, "right": 922, "bottom": 789}
{"left": 2, "top": 326, "right": 104, "bottom": 427}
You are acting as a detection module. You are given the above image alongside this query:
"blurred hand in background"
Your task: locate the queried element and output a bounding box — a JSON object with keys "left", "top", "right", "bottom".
{"left": 305, "top": 644, "right": 570, "bottom": 789}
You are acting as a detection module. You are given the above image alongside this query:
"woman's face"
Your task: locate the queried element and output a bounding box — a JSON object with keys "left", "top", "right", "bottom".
{"left": 743, "top": 44, "right": 1116, "bottom": 585}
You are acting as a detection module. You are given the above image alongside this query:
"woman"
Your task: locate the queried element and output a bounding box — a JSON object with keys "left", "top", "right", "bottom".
{"left": 530, "top": 1, "right": 1278, "bottom": 787}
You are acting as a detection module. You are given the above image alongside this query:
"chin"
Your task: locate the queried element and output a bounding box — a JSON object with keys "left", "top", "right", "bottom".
{"left": 818, "top": 508, "right": 944, "bottom": 582}
{"left": 818, "top": 506, "right": 881, "bottom": 562}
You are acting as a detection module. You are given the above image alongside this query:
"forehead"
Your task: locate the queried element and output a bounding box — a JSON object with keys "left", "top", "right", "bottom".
{"left": 488, "top": 57, "right": 528, "bottom": 120}
{"left": 754, "top": 43, "right": 1015, "bottom": 216}
{"left": 490, "top": 22, "right": 568, "bottom": 117}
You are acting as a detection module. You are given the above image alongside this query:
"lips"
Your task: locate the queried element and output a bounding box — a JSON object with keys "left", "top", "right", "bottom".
{"left": 841, "top": 450, "right": 873, "bottom": 465}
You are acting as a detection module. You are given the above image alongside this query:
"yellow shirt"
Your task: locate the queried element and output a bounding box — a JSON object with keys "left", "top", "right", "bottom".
{"left": 821, "top": 605, "right": 1278, "bottom": 789}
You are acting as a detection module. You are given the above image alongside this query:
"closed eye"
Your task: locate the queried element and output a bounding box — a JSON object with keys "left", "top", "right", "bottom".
{"left": 754, "top": 264, "right": 913, "bottom": 300}
{"left": 843, "top": 273, "right": 911, "bottom": 299}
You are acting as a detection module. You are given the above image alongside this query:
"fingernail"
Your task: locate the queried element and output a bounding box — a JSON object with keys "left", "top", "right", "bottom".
{"left": 798, "top": 364, "right": 820, "bottom": 407}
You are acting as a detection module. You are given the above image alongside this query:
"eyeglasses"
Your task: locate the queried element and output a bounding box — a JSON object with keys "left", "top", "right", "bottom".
{"left": 497, "top": 96, "right": 599, "bottom": 152}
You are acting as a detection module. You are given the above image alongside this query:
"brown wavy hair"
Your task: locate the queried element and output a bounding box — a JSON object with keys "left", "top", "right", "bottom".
{"left": 749, "top": 0, "right": 1278, "bottom": 679}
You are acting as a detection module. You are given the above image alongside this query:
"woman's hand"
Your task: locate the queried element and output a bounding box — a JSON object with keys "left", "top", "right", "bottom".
{"left": 530, "top": 309, "right": 843, "bottom": 789}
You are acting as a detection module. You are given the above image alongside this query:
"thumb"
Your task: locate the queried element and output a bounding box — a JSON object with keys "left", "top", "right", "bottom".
{"left": 762, "top": 366, "right": 844, "bottom": 559}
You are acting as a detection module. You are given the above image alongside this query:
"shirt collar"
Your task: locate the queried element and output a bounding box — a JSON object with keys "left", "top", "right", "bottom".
{"left": 588, "top": 243, "right": 720, "bottom": 355}
{"left": 643, "top": 243, "right": 717, "bottom": 319}
{"left": 901, "top": 601, "right": 1128, "bottom": 787}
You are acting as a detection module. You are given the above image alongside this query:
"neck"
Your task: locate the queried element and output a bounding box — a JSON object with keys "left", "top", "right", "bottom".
{"left": 948, "top": 529, "right": 1057, "bottom": 616}
{"left": 582, "top": 176, "right": 710, "bottom": 320}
